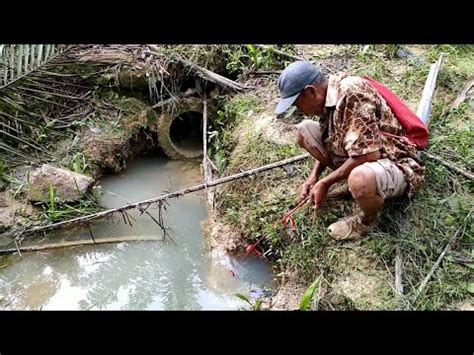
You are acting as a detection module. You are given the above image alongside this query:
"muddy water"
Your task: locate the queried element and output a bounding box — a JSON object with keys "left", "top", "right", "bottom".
{"left": 0, "top": 156, "right": 275, "bottom": 310}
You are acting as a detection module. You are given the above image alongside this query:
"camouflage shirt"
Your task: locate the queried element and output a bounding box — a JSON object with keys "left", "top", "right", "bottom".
{"left": 319, "top": 72, "right": 425, "bottom": 197}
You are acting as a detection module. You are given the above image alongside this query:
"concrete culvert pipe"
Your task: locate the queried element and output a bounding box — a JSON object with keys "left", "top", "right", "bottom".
{"left": 156, "top": 97, "right": 215, "bottom": 160}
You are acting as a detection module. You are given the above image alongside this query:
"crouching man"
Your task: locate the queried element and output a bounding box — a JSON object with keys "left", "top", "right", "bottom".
{"left": 275, "top": 61, "right": 425, "bottom": 240}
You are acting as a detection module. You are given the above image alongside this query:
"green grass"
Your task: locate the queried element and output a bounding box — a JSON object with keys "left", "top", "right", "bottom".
{"left": 38, "top": 192, "right": 103, "bottom": 224}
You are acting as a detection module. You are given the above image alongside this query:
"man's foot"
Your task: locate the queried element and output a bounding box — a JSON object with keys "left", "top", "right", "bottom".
{"left": 327, "top": 213, "right": 376, "bottom": 241}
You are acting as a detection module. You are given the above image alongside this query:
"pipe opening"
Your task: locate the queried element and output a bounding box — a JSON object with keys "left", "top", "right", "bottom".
{"left": 169, "top": 111, "right": 203, "bottom": 156}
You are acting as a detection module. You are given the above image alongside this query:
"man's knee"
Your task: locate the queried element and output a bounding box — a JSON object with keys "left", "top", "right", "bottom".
{"left": 348, "top": 165, "right": 378, "bottom": 199}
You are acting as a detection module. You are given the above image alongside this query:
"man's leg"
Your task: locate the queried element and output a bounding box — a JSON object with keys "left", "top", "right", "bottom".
{"left": 328, "top": 159, "right": 408, "bottom": 240}
{"left": 296, "top": 128, "right": 334, "bottom": 168}
{"left": 347, "top": 165, "right": 384, "bottom": 224}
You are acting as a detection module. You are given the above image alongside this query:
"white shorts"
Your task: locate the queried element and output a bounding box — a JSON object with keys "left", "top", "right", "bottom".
{"left": 362, "top": 159, "right": 408, "bottom": 199}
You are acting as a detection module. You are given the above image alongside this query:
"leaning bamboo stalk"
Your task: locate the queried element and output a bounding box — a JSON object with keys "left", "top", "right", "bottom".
{"left": 15, "top": 153, "right": 311, "bottom": 237}
{"left": 411, "top": 56, "right": 471, "bottom": 302}
{"left": 417, "top": 54, "right": 444, "bottom": 159}
{"left": 417, "top": 54, "right": 444, "bottom": 125}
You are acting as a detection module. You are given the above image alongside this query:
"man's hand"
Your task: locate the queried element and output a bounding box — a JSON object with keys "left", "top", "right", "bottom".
{"left": 308, "top": 181, "right": 329, "bottom": 209}
{"left": 300, "top": 179, "right": 316, "bottom": 200}
{"left": 308, "top": 150, "right": 381, "bottom": 207}
{"left": 299, "top": 160, "right": 325, "bottom": 201}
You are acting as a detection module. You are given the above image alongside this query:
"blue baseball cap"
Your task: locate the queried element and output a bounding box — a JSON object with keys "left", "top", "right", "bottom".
{"left": 275, "top": 61, "right": 321, "bottom": 115}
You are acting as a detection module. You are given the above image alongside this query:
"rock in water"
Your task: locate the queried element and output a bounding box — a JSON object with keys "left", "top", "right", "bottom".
{"left": 26, "top": 164, "right": 95, "bottom": 203}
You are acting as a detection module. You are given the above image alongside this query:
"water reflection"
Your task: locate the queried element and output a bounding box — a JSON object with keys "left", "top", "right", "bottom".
{"left": 0, "top": 156, "right": 275, "bottom": 310}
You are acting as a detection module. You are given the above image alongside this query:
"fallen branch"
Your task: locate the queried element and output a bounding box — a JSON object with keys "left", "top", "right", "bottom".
{"left": 450, "top": 75, "right": 474, "bottom": 110}
{"left": 12, "top": 153, "right": 311, "bottom": 237}
{"left": 0, "top": 235, "right": 163, "bottom": 254}
{"left": 148, "top": 45, "right": 251, "bottom": 91}
{"left": 415, "top": 210, "right": 472, "bottom": 300}
{"left": 422, "top": 151, "right": 474, "bottom": 180}
{"left": 177, "top": 56, "right": 252, "bottom": 91}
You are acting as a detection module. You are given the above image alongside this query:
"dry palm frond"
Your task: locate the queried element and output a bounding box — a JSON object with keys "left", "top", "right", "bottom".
{"left": 0, "top": 44, "right": 69, "bottom": 89}
{"left": 0, "top": 44, "right": 91, "bottom": 162}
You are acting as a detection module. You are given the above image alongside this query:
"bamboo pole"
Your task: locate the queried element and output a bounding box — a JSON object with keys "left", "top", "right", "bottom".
{"left": 416, "top": 54, "right": 444, "bottom": 159}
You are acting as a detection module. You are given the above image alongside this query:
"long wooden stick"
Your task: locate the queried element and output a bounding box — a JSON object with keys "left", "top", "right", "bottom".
{"left": 0, "top": 235, "right": 163, "bottom": 254}
{"left": 422, "top": 151, "right": 474, "bottom": 180}
{"left": 12, "top": 153, "right": 311, "bottom": 237}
